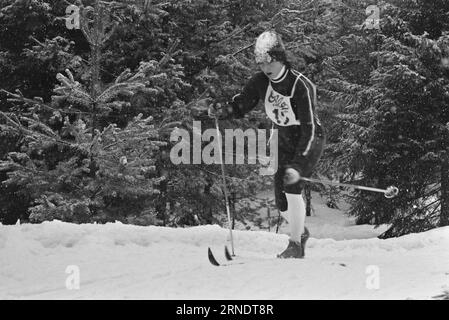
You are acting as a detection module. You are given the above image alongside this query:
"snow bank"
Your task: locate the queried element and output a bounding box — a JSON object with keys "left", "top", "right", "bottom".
{"left": 1, "top": 220, "right": 447, "bottom": 258}
{"left": 1, "top": 220, "right": 448, "bottom": 300}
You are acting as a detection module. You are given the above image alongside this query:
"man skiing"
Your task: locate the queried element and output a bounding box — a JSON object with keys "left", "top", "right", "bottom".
{"left": 208, "top": 30, "right": 325, "bottom": 258}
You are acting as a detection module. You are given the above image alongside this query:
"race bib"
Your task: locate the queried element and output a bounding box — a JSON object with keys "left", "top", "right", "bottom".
{"left": 264, "top": 85, "right": 300, "bottom": 126}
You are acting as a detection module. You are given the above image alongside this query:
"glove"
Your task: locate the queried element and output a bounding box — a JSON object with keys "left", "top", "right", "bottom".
{"left": 283, "top": 167, "right": 301, "bottom": 185}
{"left": 208, "top": 102, "right": 225, "bottom": 119}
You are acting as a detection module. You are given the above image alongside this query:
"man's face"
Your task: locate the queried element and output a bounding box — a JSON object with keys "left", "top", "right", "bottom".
{"left": 258, "top": 59, "right": 284, "bottom": 80}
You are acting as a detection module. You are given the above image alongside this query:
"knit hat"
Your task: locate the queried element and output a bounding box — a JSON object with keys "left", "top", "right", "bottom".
{"left": 254, "top": 30, "right": 286, "bottom": 64}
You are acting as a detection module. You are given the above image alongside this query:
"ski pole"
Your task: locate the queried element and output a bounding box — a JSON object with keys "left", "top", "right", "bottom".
{"left": 214, "top": 117, "right": 235, "bottom": 256}
{"left": 299, "top": 177, "right": 399, "bottom": 199}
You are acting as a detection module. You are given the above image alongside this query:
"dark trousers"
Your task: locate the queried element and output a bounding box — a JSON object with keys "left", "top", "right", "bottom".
{"left": 274, "top": 134, "right": 325, "bottom": 212}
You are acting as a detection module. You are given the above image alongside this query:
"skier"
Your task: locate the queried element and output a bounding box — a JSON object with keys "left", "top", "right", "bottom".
{"left": 208, "top": 30, "right": 325, "bottom": 258}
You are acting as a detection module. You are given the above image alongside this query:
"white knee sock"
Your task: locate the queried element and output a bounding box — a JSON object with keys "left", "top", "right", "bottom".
{"left": 285, "top": 193, "right": 306, "bottom": 242}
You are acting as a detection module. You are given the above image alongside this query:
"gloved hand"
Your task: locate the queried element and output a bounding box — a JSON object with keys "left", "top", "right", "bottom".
{"left": 283, "top": 167, "right": 301, "bottom": 185}
{"left": 208, "top": 102, "right": 224, "bottom": 119}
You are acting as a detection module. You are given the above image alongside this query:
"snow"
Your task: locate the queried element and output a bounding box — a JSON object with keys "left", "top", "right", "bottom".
{"left": 1, "top": 193, "right": 448, "bottom": 300}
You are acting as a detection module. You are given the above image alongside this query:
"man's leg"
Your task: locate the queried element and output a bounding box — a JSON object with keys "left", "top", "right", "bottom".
{"left": 281, "top": 135, "right": 325, "bottom": 257}
{"left": 275, "top": 166, "right": 306, "bottom": 239}
{"left": 274, "top": 166, "right": 288, "bottom": 222}
{"left": 276, "top": 169, "right": 307, "bottom": 258}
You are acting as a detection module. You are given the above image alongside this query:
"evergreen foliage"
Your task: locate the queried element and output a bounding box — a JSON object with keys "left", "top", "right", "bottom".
{"left": 0, "top": 0, "right": 447, "bottom": 238}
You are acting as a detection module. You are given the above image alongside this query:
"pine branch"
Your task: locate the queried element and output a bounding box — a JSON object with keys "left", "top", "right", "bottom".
{"left": 1, "top": 88, "right": 91, "bottom": 116}
{"left": 270, "top": 8, "right": 315, "bottom": 25}
{"left": 96, "top": 82, "right": 145, "bottom": 102}
{"left": 213, "top": 24, "right": 251, "bottom": 47}
{"left": 54, "top": 71, "right": 92, "bottom": 102}
{"left": 231, "top": 43, "right": 254, "bottom": 57}
{"left": 158, "top": 39, "right": 181, "bottom": 68}
{"left": 1, "top": 89, "right": 50, "bottom": 109}
{"left": 0, "top": 112, "right": 78, "bottom": 148}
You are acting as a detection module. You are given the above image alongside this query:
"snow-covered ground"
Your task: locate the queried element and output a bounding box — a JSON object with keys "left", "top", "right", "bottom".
{"left": 1, "top": 192, "right": 448, "bottom": 300}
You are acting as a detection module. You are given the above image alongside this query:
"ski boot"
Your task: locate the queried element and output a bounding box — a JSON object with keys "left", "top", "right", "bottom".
{"left": 277, "top": 227, "right": 310, "bottom": 259}
{"left": 277, "top": 239, "right": 303, "bottom": 259}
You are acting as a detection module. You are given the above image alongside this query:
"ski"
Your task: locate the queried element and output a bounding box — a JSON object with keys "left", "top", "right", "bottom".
{"left": 208, "top": 248, "right": 349, "bottom": 267}
{"left": 207, "top": 247, "right": 220, "bottom": 266}
{"left": 208, "top": 246, "right": 281, "bottom": 266}
{"left": 208, "top": 246, "right": 245, "bottom": 266}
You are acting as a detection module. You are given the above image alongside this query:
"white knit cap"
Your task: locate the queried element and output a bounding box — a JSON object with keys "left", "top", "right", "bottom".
{"left": 254, "top": 30, "right": 285, "bottom": 64}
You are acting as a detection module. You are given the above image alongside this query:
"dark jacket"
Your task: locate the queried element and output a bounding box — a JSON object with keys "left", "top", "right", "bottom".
{"left": 223, "top": 68, "right": 325, "bottom": 168}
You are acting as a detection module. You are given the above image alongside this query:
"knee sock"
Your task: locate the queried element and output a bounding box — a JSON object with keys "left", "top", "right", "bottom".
{"left": 285, "top": 193, "right": 306, "bottom": 242}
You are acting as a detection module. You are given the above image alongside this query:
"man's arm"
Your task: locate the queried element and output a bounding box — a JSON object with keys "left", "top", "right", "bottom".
{"left": 222, "top": 72, "right": 266, "bottom": 119}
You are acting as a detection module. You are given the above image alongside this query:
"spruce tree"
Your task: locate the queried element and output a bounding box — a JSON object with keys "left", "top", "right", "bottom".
{"left": 318, "top": 0, "right": 449, "bottom": 237}
{"left": 0, "top": 0, "right": 166, "bottom": 223}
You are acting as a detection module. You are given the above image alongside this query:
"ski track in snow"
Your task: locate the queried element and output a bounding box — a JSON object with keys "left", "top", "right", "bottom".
{"left": 1, "top": 193, "right": 448, "bottom": 300}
